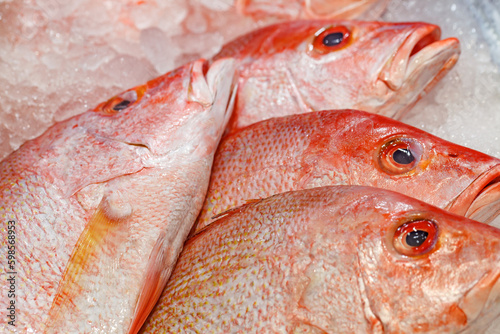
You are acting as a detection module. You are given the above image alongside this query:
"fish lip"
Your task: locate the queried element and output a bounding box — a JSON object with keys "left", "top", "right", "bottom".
{"left": 446, "top": 165, "right": 500, "bottom": 224}
{"left": 378, "top": 24, "right": 460, "bottom": 93}
{"left": 458, "top": 268, "right": 500, "bottom": 328}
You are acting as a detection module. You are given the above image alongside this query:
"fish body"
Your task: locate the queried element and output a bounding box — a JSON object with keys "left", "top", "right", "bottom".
{"left": 213, "top": 19, "right": 460, "bottom": 133}
{"left": 235, "top": 0, "right": 391, "bottom": 20}
{"left": 143, "top": 186, "right": 500, "bottom": 333}
{"left": 0, "top": 58, "right": 235, "bottom": 333}
{"left": 196, "top": 110, "right": 500, "bottom": 232}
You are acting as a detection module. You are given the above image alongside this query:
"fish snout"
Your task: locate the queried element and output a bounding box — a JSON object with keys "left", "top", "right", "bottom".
{"left": 377, "top": 23, "right": 460, "bottom": 118}
{"left": 447, "top": 164, "right": 500, "bottom": 225}
{"left": 379, "top": 23, "right": 441, "bottom": 90}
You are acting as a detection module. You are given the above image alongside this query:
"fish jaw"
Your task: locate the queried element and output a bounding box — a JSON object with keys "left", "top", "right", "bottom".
{"left": 355, "top": 24, "right": 460, "bottom": 119}
{"left": 368, "top": 24, "right": 460, "bottom": 118}
{"left": 446, "top": 165, "right": 500, "bottom": 224}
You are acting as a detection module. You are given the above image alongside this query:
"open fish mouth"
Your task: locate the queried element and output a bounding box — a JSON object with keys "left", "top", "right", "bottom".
{"left": 377, "top": 24, "right": 460, "bottom": 118}
{"left": 447, "top": 165, "right": 500, "bottom": 224}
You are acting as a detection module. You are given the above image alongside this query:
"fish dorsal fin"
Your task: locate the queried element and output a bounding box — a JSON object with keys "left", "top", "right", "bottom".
{"left": 44, "top": 191, "right": 132, "bottom": 332}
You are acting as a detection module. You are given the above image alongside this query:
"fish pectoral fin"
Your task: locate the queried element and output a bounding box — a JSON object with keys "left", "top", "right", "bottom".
{"left": 127, "top": 230, "right": 174, "bottom": 334}
{"left": 44, "top": 192, "right": 132, "bottom": 332}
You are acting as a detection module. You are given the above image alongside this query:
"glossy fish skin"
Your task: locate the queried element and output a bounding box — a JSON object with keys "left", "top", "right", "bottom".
{"left": 213, "top": 19, "right": 460, "bottom": 133}
{"left": 142, "top": 186, "right": 500, "bottom": 333}
{"left": 0, "top": 58, "right": 235, "bottom": 333}
{"left": 235, "top": 0, "right": 391, "bottom": 20}
{"left": 195, "top": 110, "right": 500, "bottom": 232}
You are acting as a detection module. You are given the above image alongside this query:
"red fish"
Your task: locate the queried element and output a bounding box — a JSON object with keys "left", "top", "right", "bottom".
{"left": 143, "top": 186, "right": 500, "bottom": 333}
{"left": 0, "top": 58, "right": 235, "bottom": 333}
{"left": 195, "top": 110, "right": 500, "bottom": 232}
{"left": 213, "top": 20, "right": 460, "bottom": 133}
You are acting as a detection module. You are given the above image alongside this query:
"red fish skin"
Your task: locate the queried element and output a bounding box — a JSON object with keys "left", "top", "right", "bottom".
{"left": 213, "top": 19, "right": 460, "bottom": 134}
{"left": 0, "top": 58, "right": 235, "bottom": 333}
{"left": 142, "top": 186, "right": 500, "bottom": 333}
{"left": 195, "top": 110, "right": 500, "bottom": 232}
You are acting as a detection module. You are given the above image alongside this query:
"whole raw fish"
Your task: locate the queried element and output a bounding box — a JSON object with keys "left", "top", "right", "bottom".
{"left": 236, "top": 0, "right": 390, "bottom": 20}
{"left": 195, "top": 110, "right": 500, "bottom": 232}
{"left": 143, "top": 186, "right": 500, "bottom": 333}
{"left": 0, "top": 58, "right": 235, "bottom": 333}
{"left": 213, "top": 20, "right": 460, "bottom": 133}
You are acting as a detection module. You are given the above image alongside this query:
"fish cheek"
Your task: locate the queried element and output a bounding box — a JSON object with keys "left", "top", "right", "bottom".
{"left": 355, "top": 217, "right": 449, "bottom": 332}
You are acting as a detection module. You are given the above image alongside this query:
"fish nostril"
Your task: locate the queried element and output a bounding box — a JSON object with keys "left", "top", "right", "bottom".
{"left": 448, "top": 153, "right": 459, "bottom": 158}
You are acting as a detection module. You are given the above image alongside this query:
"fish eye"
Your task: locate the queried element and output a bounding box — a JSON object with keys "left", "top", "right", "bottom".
{"left": 393, "top": 220, "right": 438, "bottom": 257}
{"left": 112, "top": 99, "right": 131, "bottom": 111}
{"left": 94, "top": 85, "right": 147, "bottom": 115}
{"left": 322, "top": 32, "right": 344, "bottom": 47}
{"left": 392, "top": 148, "right": 414, "bottom": 165}
{"left": 309, "top": 25, "right": 350, "bottom": 55}
{"left": 378, "top": 138, "right": 423, "bottom": 175}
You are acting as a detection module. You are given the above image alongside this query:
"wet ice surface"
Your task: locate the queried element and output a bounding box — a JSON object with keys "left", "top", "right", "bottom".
{"left": 1, "top": 0, "right": 500, "bottom": 330}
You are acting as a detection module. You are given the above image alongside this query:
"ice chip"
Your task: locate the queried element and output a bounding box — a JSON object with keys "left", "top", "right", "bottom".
{"left": 140, "top": 28, "right": 178, "bottom": 74}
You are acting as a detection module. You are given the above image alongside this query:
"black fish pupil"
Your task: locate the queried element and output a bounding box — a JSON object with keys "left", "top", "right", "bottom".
{"left": 322, "top": 32, "right": 344, "bottom": 47}
{"left": 406, "top": 230, "right": 428, "bottom": 247}
{"left": 113, "top": 100, "right": 131, "bottom": 111}
{"left": 393, "top": 148, "right": 414, "bottom": 165}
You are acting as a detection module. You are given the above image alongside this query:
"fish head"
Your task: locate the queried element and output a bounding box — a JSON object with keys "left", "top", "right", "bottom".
{"left": 86, "top": 58, "right": 235, "bottom": 163}
{"left": 214, "top": 20, "right": 459, "bottom": 131}
{"left": 349, "top": 189, "right": 500, "bottom": 333}
{"left": 316, "top": 110, "right": 500, "bottom": 224}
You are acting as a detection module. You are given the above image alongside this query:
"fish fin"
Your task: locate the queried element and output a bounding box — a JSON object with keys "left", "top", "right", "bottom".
{"left": 188, "top": 59, "right": 212, "bottom": 106}
{"left": 127, "top": 230, "right": 172, "bottom": 334}
{"left": 44, "top": 192, "right": 132, "bottom": 332}
{"left": 188, "top": 57, "right": 236, "bottom": 106}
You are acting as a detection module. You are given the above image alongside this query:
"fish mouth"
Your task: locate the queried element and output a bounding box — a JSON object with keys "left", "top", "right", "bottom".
{"left": 446, "top": 165, "right": 500, "bottom": 224}
{"left": 458, "top": 268, "right": 500, "bottom": 330}
{"left": 377, "top": 24, "right": 460, "bottom": 118}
